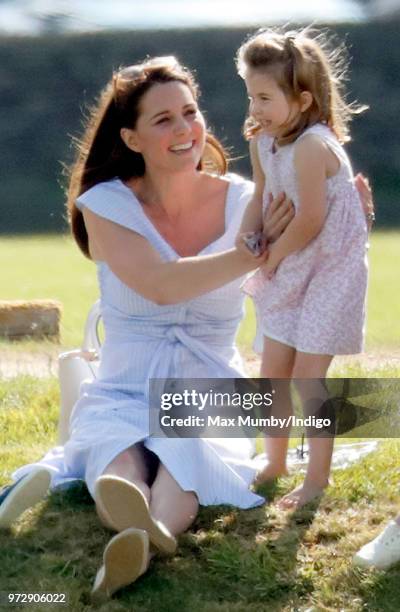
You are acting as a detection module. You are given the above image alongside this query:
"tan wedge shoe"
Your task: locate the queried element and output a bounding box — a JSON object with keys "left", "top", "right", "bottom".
{"left": 95, "top": 475, "right": 177, "bottom": 554}
{"left": 91, "top": 527, "right": 149, "bottom": 603}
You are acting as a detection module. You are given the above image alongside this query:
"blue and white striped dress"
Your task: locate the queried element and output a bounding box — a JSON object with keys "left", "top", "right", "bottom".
{"left": 13, "top": 173, "right": 264, "bottom": 509}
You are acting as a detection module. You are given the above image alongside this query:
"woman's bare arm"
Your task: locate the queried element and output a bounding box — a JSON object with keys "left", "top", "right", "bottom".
{"left": 83, "top": 208, "right": 267, "bottom": 305}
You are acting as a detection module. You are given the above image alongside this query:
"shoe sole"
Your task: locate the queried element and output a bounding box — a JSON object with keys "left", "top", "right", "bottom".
{"left": 91, "top": 528, "right": 149, "bottom": 603}
{"left": 0, "top": 469, "right": 51, "bottom": 529}
{"left": 95, "top": 476, "right": 177, "bottom": 554}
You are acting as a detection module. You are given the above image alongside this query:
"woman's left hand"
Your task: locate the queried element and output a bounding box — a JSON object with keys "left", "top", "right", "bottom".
{"left": 355, "top": 173, "right": 375, "bottom": 232}
{"left": 263, "top": 192, "right": 295, "bottom": 243}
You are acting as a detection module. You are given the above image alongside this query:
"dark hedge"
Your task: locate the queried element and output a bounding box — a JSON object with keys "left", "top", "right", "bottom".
{"left": 1, "top": 23, "right": 398, "bottom": 233}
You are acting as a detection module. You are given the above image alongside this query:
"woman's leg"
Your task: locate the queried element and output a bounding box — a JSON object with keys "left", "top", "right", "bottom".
{"left": 91, "top": 460, "right": 199, "bottom": 601}
{"left": 278, "top": 352, "right": 333, "bottom": 509}
{"left": 96, "top": 444, "right": 152, "bottom": 527}
{"left": 102, "top": 443, "right": 152, "bottom": 499}
{"left": 256, "top": 337, "right": 296, "bottom": 483}
{"left": 95, "top": 448, "right": 196, "bottom": 540}
{"left": 91, "top": 444, "right": 158, "bottom": 600}
{"left": 149, "top": 464, "right": 199, "bottom": 536}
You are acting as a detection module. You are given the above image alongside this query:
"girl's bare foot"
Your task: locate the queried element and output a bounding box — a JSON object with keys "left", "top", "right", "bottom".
{"left": 277, "top": 479, "right": 328, "bottom": 510}
{"left": 255, "top": 462, "right": 288, "bottom": 485}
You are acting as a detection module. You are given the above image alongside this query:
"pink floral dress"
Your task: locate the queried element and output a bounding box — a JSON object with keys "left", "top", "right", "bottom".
{"left": 243, "top": 123, "right": 369, "bottom": 355}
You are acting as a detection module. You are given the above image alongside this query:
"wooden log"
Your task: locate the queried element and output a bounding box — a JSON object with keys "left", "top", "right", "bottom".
{"left": 0, "top": 300, "right": 62, "bottom": 340}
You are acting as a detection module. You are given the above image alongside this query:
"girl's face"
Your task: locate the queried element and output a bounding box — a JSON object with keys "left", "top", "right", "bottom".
{"left": 245, "top": 69, "right": 301, "bottom": 138}
{"left": 122, "top": 81, "right": 206, "bottom": 173}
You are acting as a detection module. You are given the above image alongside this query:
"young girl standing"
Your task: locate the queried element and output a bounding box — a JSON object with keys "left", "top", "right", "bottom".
{"left": 236, "top": 28, "right": 370, "bottom": 509}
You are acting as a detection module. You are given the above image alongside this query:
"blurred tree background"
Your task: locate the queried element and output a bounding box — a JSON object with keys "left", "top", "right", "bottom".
{"left": 0, "top": 22, "right": 398, "bottom": 234}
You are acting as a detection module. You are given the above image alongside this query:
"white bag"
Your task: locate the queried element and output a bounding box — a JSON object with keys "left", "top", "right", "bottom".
{"left": 57, "top": 301, "right": 101, "bottom": 444}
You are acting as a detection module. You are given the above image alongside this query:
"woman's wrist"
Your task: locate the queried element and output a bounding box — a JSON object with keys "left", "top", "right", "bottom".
{"left": 241, "top": 231, "right": 266, "bottom": 257}
{"left": 233, "top": 242, "right": 267, "bottom": 271}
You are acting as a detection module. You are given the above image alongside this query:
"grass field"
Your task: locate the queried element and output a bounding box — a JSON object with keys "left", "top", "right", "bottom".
{"left": 0, "top": 377, "right": 399, "bottom": 611}
{"left": 1, "top": 231, "right": 400, "bottom": 351}
{"left": 1, "top": 233, "right": 399, "bottom": 610}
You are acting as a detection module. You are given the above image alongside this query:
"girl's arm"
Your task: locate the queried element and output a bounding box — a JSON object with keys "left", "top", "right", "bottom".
{"left": 263, "top": 135, "right": 329, "bottom": 275}
{"left": 237, "top": 138, "right": 265, "bottom": 235}
{"left": 82, "top": 208, "right": 267, "bottom": 305}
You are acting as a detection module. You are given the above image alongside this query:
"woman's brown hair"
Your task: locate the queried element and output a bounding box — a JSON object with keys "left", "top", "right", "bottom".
{"left": 67, "top": 56, "right": 228, "bottom": 258}
{"left": 236, "top": 27, "right": 367, "bottom": 146}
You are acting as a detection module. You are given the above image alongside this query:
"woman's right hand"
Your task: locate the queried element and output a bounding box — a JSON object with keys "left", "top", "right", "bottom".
{"left": 235, "top": 232, "right": 269, "bottom": 263}
{"left": 263, "top": 192, "right": 295, "bottom": 243}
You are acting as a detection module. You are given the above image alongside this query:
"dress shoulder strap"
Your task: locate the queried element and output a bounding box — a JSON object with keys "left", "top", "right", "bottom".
{"left": 224, "top": 173, "right": 255, "bottom": 234}
{"left": 76, "top": 179, "right": 148, "bottom": 237}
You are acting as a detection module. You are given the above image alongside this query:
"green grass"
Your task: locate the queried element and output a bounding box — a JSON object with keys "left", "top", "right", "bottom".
{"left": 0, "top": 377, "right": 399, "bottom": 611}
{"left": 1, "top": 234, "right": 399, "bottom": 609}
{"left": 1, "top": 235, "right": 98, "bottom": 348}
{"left": 1, "top": 231, "right": 400, "bottom": 350}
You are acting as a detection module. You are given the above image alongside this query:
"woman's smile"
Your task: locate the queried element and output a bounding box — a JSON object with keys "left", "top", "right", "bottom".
{"left": 169, "top": 140, "right": 195, "bottom": 153}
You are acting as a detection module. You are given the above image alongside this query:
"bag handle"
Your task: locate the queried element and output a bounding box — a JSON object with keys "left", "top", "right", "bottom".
{"left": 82, "top": 300, "right": 102, "bottom": 353}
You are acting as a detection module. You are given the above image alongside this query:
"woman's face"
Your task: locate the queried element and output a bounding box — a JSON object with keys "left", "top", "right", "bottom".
{"left": 122, "top": 81, "right": 206, "bottom": 173}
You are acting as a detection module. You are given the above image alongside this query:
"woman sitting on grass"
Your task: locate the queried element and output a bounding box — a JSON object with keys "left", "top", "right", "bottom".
{"left": 0, "top": 55, "right": 373, "bottom": 600}
{"left": 0, "top": 56, "right": 293, "bottom": 601}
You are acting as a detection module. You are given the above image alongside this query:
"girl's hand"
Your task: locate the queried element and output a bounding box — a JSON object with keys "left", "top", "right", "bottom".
{"left": 261, "top": 260, "right": 278, "bottom": 280}
{"left": 260, "top": 246, "right": 282, "bottom": 279}
{"left": 355, "top": 173, "right": 375, "bottom": 232}
{"left": 263, "top": 192, "right": 295, "bottom": 243}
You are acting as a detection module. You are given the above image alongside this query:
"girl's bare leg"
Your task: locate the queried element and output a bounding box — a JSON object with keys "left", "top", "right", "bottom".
{"left": 149, "top": 464, "right": 199, "bottom": 536}
{"left": 278, "top": 352, "right": 333, "bottom": 509}
{"left": 256, "top": 337, "right": 296, "bottom": 483}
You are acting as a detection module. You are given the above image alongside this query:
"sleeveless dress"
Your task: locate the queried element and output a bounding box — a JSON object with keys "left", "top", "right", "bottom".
{"left": 13, "top": 173, "right": 265, "bottom": 509}
{"left": 243, "top": 123, "right": 369, "bottom": 355}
